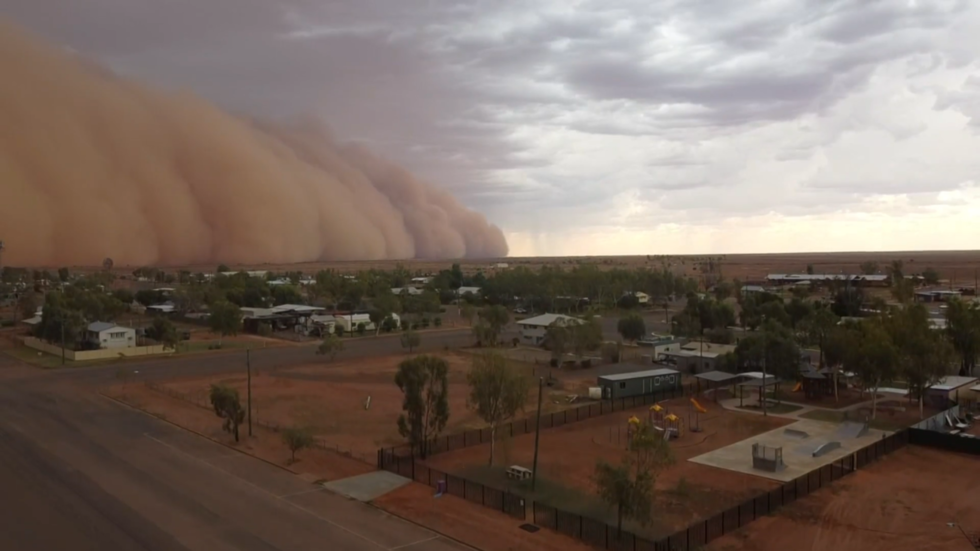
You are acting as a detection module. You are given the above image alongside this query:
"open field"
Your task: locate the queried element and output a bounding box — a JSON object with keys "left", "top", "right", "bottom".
{"left": 51, "top": 250, "right": 980, "bottom": 285}
{"left": 154, "top": 351, "right": 583, "bottom": 461}
{"left": 707, "top": 446, "right": 980, "bottom": 551}
{"left": 424, "top": 397, "right": 793, "bottom": 539}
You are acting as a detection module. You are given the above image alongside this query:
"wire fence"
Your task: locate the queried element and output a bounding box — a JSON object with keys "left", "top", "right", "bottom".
{"left": 378, "top": 449, "right": 526, "bottom": 520}
{"left": 909, "top": 427, "right": 980, "bottom": 455}
{"left": 142, "top": 380, "right": 374, "bottom": 463}
{"left": 531, "top": 429, "right": 910, "bottom": 551}
{"left": 381, "top": 383, "right": 694, "bottom": 459}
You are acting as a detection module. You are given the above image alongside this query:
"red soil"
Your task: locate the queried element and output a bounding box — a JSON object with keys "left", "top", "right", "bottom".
{"left": 425, "top": 397, "right": 792, "bottom": 537}
{"left": 373, "top": 482, "right": 596, "bottom": 551}
{"left": 707, "top": 446, "right": 980, "bottom": 551}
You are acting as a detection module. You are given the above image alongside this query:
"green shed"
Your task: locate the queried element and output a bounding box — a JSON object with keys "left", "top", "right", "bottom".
{"left": 597, "top": 367, "right": 682, "bottom": 401}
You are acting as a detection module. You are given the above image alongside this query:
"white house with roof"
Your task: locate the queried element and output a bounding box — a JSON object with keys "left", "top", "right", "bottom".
{"left": 457, "top": 286, "right": 481, "bottom": 296}
{"left": 391, "top": 287, "right": 423, "bottom": 296}
{"left": 86, "top": 322, "right": 136, "bottom": 349}
{"left": 926, "top": 376, "right": 978, "bottom": 409}
{"left": 517, "top": 313, "right": 582, "bottom": 345}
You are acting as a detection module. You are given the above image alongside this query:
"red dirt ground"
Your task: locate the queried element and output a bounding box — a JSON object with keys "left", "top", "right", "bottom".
{"left": 424, "top": 397, "right": 792, "bottom": 538}
{"left": 373, "top": 482, "right": 596, "bottom": 551}
{"left": 105, "top": 383, "right": 374, "bottom": 481}
{"left": 154, "top": 352, "right": 579, "bottom": 462}
{"left": 707, "top": 446, "right": 980, "bottom": 551}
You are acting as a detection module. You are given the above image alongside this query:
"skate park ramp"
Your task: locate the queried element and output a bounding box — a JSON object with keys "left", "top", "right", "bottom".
{"left": 784, "top": 428, "right": 809, "bottom": 439}
{"left": 835, "top": 421, "right": 869, "bottom": 439}
{"left": 689, "top": 419, "right": 889, "bottom": 482}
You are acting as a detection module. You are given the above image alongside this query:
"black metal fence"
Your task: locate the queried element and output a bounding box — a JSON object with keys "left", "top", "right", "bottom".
{"left": 909, "top": 427, "right": 980, "bottom": 455}
{"left": 377, "top": 448, "right": 526, "bottom": 520}
{"left": 381, "top": 384, "right": 693, "bottom": 459}
{"left": 532, "top": 429, "right": 910, "bottom": 551}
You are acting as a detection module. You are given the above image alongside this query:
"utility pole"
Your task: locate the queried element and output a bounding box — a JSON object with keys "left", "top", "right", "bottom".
{"left": 60, "top": 319, "right": 66, "bottom": 366}
{"left": 530, "top": 377, "right": 544, "bottom": 492}
{"left": 761, "top": 314, "right": 768, "bottom": 417}
{"left": 247, "top": 348, "right": 253, "bottom": 437}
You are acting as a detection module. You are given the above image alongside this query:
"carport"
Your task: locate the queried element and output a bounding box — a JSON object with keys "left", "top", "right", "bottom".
{"left": 737, "top": 376, "right": 783, "bottom": 408}
{"left": 694, "top": 370, "right": 743, "bottom": 401}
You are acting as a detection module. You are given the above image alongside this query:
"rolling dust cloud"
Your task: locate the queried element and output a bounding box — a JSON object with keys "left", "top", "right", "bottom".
{"left": 0, "top": 22, "right": 509, "bottom": 267}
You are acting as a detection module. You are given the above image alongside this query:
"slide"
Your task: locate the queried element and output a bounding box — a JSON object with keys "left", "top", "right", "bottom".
{"left": 792, "top": 382, "right": 802, "bottom": 392}
{"left": 690, "top": 398, "right": 708, "bottom": 414}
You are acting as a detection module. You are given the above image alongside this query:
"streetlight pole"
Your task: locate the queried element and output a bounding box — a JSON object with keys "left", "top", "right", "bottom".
{"left": 530, "top": 377, "right": 544, "bottom": 492}
{"left": 948, "top": 522, "right": 979, "bottom": 550}
{"left": 247, "top": 348, "right": 253, "bottom": 437}
{"left": 761, "top": 314, "right": 768, "bottom": 417}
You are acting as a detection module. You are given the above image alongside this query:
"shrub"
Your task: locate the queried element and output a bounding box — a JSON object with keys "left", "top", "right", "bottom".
{"left": 549, "top": 358, "right": 559, "bottom": 368}
{"left": 580, "top": 359, "right": 592, "bottom": 369}
{"left": 434, "top": 317, "right": 442, "bottom": 327}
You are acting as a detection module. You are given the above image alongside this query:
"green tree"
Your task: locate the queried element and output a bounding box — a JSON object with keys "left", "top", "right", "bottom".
{"left": 617, "top": 314, "right": 646, "bottom": 343}
{"left": 152, "top": 317, "right": 180, "bottom": 350}
{"left": 316, "top": 333, "right": 344, "bottom": 361}
{"left": 57, "top": 267, "right": 70, "bottom": 282}
{"left": 921, "top": 267, "right": 940, "bottom": 285}
{"left": 466, "top": 352, "right": 530, "bottom": 465}
{"left": 400, "top": 329, "right": 421, "bottom": 353}
{"left": 712, "top": 281, "right": 735, "bottom": 301}
{"left": 805, "top": 264, "right": 814, "bottom": 275}
{"left": 370, "top": 293, "right": 401, "bottom": 336}
{"left": 859, "top": 261, "right": 879, "bottom": 275}
{"left": 208, "top": 301, "right": 242, "bottom": 346}
{"left": 217, "top": 264, "right": 231, "bottom": 273}
{"left": 785, "top": 298, "right": 813, "bottom": 330}
{"left": 395, "top": 355, "right": 450, "bottom": 458}
{"left": 544, "top": 323, "right": 570, "bottom": 361}
{"left": 356, "top": 322, "right": 367, "bottom": 336}
{"left": 477, "top": 305, "right": 510, "bottom": 347}
{"left": 209, "top": 384, "right": 245, "bottom": 442}
{"left": 571, "top": 316, "right": 603, "bottom": 358}
{"left": 593, "top": 420, "right": 673, "bottom": 537}
{"left": 281, "top": 427, "right": 315, "bottom": 463}
{"left": 883, "top": 305, "right": 955, "bottom": 417}
{"left": 945, "top": 298, "right": 980, "bottom": 376}
{"left": 844, "top": 320, "right": 898, "bottom": 419}
{"left": 16, "top": 291, "right": 37, "bottom": 322}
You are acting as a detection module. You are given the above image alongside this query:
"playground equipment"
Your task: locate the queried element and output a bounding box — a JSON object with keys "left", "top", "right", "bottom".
{"left": 688, "top": 400, "right": 704, "bottom": 433}
{"left": 792, "top": 382, "right": 802, "bottom": 393}
{"left": 752, "top": 443, "right": 786, "bottom": 472}
{"left": 649, "top": 403, "right": 666, "bottom": 425}
{"left": 626, "top": 416, "right": 642, "bottom": 449}
{"left": 663, "top": 413, "right": 681, "bottom": 440}
{"left": 690, "top": 398, "right": 708, "bottom": 414}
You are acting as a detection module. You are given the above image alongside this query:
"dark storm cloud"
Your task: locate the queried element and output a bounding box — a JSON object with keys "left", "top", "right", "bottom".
{"left": 3, "top": 0, "right": 976, "bottom": 236}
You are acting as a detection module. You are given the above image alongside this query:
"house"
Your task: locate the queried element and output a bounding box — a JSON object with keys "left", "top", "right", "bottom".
{"left": 517, "top": 313, "right": 582, "bottom": 345}
{"left": 241, "top": 304, "right": 326, "bottom": 333}
{"left": 334, "top": 312, "right": 401, "bottom": 333}
{"left": 86, "top": 322, "right": 136, "bottom": 349}
{"left": 410, "top": 277, "right": 432, "bottom": 287}
{"left": 915, "top": 290, "right": 962, "bottom": 303}
{"left": 391, "top": 287, "right": 423, "bottom": 296}
{"left": 637, "top": 335, "right": 685, "bottom": 357}
{"left": 457, "top": 286, "right": 481, "bottom": 296}
{"left": 597, "top": 367, "right": 681, "bottom": 400}
{"left": 925, "top": 376, "right": 979, "bottom": 409}
{"left": 624, "top": 291, "right": 650, "bottom": 305}
{"left": 147, "top": 302, "right": 175, "bottom": 314}
{"left": 741, "top": 285, "right": 766, "bottom": 295}
{"left": 766, "top": 274, "right": 890, "bottom": 287}
{"left": 660, "top": 342, "right": 737, "bottom": 374}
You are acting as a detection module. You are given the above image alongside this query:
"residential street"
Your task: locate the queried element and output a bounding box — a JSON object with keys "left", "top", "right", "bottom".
{"left": 0, "top": 353, "right": 469, "bottom": 551}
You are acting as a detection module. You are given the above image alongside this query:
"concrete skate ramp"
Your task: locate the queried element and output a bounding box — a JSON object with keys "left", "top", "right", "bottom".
{"left": 811, "top": 441, "right": 841, "bottom": 457}
{"left": 835, "top": 421, "right": 869, "bottom": 440}
{"left": 784, "top": 428, "right": 810, "bottom": 439}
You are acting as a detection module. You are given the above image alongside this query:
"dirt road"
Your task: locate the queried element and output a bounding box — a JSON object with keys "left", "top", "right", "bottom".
{"left": 0, "top": 359, "right": 470, "bottom": 551}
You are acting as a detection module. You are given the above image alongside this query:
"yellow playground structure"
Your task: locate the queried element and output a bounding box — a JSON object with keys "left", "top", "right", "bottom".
{"left": 690, "top": 398, "right": 708, "bottom": 413}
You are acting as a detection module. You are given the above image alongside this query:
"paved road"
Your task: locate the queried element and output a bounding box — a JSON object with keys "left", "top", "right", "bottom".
{"left": 0, "top": 363, "right": 470, "bottom": 551}
{"left": 54, "top": 327, "right": 481, "bottom": 385}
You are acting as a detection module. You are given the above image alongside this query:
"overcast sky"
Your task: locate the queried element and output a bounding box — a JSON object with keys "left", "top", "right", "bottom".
{"left": 7, "top": 0, "right": 980, "bottom": 256}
